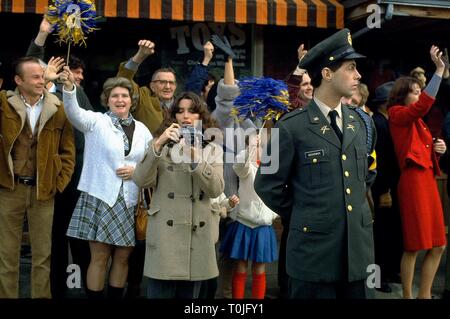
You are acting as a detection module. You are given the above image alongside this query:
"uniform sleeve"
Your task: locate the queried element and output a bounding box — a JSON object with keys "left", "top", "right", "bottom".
{"left": 254, "top": 121, "right": 294, "bottom": 218}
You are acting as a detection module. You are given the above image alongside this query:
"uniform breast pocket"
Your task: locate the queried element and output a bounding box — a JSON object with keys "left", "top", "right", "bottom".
{"left": 302, "top": 149, "right": 331, "bottom": 188}
{"left": 355, "top": 145, "right": 368, "bottom": 182}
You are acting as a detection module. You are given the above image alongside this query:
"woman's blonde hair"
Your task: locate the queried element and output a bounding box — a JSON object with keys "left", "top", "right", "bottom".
{"left": 100, "top": 77, "right": 138, "bottom": 111}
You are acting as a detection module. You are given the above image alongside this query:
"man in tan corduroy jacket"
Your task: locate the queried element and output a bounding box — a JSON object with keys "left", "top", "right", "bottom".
{"left": 0, "top": 57, "right": 75, "bottom": 298}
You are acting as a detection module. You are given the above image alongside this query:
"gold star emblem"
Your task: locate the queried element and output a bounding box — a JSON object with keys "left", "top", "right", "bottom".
{"left": 321, "top": 125, "right": 330, "bottom": 134}
{"left": 346, "top": 124, "right": 355, "bottom": 132}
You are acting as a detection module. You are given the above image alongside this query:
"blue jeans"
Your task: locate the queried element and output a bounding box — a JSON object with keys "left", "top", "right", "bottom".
{"left": 146, "top": 277, "right": 203, "bottom": 299}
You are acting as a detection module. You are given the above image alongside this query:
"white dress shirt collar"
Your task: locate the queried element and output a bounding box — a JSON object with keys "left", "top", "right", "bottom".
{"left": 20, "top": 94, "right": 44, "bottom": 134}
{"left": 314, "top": 96, "right": 343, "bottom": 130}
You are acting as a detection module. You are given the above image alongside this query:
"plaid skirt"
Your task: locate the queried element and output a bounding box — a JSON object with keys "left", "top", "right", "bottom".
{"left": 66, "top": 186, "right": 137, "bottom": 247}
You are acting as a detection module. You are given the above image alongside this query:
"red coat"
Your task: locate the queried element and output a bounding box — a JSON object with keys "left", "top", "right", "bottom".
{"left": 388, "top": 92, "right": 446, "bottom": 251}
{"left": 389, "top": 92, "right": 440, "bottom": 175}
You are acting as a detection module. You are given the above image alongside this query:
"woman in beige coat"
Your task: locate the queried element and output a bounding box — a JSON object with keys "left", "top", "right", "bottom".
{"left": 133, "top": 92, "right": 224, "bottom": 298}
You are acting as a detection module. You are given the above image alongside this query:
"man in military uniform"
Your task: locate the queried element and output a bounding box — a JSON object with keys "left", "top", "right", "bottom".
{"left": 254, "top": 29, "right": 376, "bottom": 298}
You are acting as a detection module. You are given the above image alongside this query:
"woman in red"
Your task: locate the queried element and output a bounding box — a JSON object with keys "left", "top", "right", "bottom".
{"left": 388, "top": 46, "right": 447, "bottom": 299}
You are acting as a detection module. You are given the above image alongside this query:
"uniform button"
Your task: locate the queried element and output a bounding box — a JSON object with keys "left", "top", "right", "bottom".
{"left": 346, "top": 188, "right": 351, "bottom": 195}
{"left": 426, "top": 144, "right": 430, "bottom": 148}
{"left": 344, "top": 171, "right": 350, "bottom": 177}
{"left": 312, "top": 158, "right": 318, "bottom": 163}
{"left": 303, "top": 227, "right": 308, "bottom": 232}
{"left": 342, "top": 154, "right": 347, "bottom": 161}
{"left": 424, "top": 127, "right": 427, "bottom": 130}
{"left": 347, "top": 205, "right": 353, "bottom": 212}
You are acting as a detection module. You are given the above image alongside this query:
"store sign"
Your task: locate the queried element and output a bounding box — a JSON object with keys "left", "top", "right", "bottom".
{"left": 163, "top": 22, "right": 252, "bottom": 89}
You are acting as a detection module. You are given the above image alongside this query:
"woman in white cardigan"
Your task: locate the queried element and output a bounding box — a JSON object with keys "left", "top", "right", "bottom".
{"left": 60, "top": 68, "right": 152, "bottom": 299}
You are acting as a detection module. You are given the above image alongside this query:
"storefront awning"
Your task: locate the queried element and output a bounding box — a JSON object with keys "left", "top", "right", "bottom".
{"left": 379, "top": 0, "right": 450, "bottom": 19}
{"left": 344, "top": 0, "right": 450, "bottom": 21}
{"left": 0, "top": 0, "right": 344, "bottom": 28}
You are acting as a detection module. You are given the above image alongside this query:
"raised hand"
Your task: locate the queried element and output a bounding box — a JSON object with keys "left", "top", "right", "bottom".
{"left": 298, "top": 44, "right": 307, "bottom": 62}
{"left": 39, "top": 16, "right": 53, "bottom": 34}
{"left": 154, "top": 123, "right": 180, "bottom": 153}
{"left": 211, "top": 35, "right": 236, "bottom": 60}
{"left": 132, "top": 39, "right": 156, "bottom": 64}
{"left": 202, "top": 41, "right": 214, "bottom": 65}
{"left": 44, "top": 56, "right": 65, "bottom": 83}
{"left": 59, "top": 66, "right": 75, "bottom": 91}
{"left": 430, "top": 45, "right": 445, "bottom": 76}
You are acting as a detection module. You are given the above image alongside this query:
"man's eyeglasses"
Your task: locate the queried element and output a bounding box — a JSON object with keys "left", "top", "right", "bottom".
{"left": 152, "top": 80, "right": 177, "bottom": 86}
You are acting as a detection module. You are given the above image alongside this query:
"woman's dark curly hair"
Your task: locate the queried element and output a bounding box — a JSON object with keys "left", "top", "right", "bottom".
{"left": 386, "top": 76, "right": 422, "bottom": 109}
{"left": 155, "top": 91, "right": 218, "bottom": 137}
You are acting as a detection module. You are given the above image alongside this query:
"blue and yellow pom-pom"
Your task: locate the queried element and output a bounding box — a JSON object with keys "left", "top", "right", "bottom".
{"left": 45, "top": 0, "right": 99, "bottom": 47}
{"left": 369, "top": 149, "right": 377, "bottom": 171}
{"left": 232, "top": 77, "right": 290, "bottom": 122}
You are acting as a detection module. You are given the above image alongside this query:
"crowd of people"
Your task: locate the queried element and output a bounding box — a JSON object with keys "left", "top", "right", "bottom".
{"left": 0, "top": 17, "right": 449, "bottom": 300}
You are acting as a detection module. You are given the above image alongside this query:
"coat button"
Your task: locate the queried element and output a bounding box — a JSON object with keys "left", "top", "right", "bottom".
{"left": 347, "top": 205, "right": 353, "bottom": 212}
{"left": 199, "top": 221, "right": 205, "bottom": 227}
{"left": 312, "top": 158, "right": 318, "bottom": 164}
{"left": 344, "top": 171, "right": 350, "bottom": 177}
{"left": 192, "top": 225, "right": 197, "bottom": 231}
{"left": 346, "top": 188, "right": 351, "bottom": 195}
{"left": 190, "top": 195, "right": 195, "bottom": 202}
{"left": 342, "top": 154, "right": 347, "bottom": 161}
{"left": 167, "top": 220, "right": 174, "bottom": 226}
{"left": 168, "top": 192, "right": 174, "bottom": 199}
{"left": 303, "top": 227, "right": 308, "bottom": 232}
{"left": 426, "top": 144, "right": 430, "bottom": 148}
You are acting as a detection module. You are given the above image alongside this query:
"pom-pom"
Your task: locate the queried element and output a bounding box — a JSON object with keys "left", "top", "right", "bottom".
{"left": 232, "top": 77, "right": 290, "bottom": 122}
{"left": 45, "top": 0, "right": 99, "bottom": 47}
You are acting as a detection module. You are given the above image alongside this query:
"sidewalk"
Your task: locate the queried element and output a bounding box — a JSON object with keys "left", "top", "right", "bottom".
{"left": 18, "top": 229, "right": 448, "bottom": 299}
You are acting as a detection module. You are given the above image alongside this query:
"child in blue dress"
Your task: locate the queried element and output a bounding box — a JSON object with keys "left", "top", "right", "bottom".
{"left": 220, "top": 133, "right": 278, "bottom": 299}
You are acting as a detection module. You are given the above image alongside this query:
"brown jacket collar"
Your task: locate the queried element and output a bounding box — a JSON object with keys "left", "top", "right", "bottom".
{"left": 7, "top": 89, "right": 61, "bottom": 137}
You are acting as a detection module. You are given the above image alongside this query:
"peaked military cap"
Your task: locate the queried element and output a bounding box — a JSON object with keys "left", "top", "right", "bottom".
{"left": 298, "top": 28, "right": 365, "bottom": 75}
